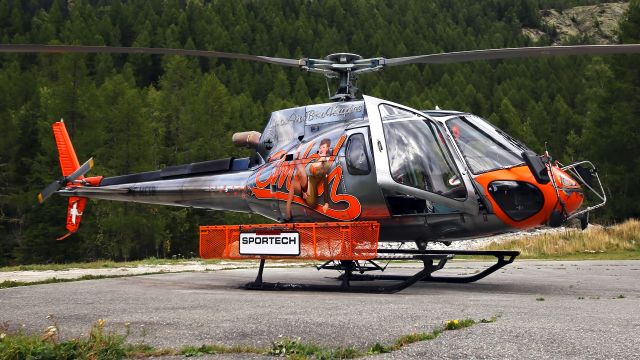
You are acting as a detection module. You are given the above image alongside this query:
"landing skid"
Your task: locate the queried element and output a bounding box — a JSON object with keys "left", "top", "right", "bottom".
{"left": 243, "top": 249, "right": 520, "bottom": 293}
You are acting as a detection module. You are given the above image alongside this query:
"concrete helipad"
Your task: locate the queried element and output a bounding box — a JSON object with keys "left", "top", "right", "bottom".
{"left": 1, "top": 260, "right": 639, "bottom": 359}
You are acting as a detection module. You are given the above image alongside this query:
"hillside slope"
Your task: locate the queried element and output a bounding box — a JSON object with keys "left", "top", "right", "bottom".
{"left": 524, "top": 2, "right": 629, "bottom": 44}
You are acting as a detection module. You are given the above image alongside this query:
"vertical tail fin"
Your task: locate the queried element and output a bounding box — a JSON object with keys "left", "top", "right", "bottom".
{"left": 52, "top": 120, "right": 81, "bottom": 177}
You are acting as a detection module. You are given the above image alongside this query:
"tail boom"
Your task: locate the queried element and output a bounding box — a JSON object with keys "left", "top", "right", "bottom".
{"left": 57, "top": 171, "right": 253, "bottom": 212}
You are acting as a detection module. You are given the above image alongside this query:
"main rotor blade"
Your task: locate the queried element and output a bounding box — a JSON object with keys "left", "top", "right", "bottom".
{"left": 0, "top": 44, "right": 300, "bottom": 67}
{"left": 384, "top": 44, "right": 640, "bottom": 66}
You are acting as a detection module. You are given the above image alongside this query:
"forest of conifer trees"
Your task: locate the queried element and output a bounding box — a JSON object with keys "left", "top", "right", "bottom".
{"left": 1, "top": 0, "right": 638, "bottom": 265}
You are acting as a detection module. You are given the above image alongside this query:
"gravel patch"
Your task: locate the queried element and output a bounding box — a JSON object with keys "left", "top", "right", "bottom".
{"left": 0, "top": 261, "right": 311, "bottom": 283}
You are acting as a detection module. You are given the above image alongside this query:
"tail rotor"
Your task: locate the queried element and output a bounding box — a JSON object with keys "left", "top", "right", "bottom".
{"left": 38, "top": 120, "right": 97, "bottom": 239}
{"left": 37, "top": 157, "right": 94, "bottom": 203}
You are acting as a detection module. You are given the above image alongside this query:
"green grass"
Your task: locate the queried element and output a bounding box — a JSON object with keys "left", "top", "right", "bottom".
{"left": 364, "top": 318, "right": 477, "bottom": 355}
{"left": 0, "top": 319, "right": 126, "bottom": 360}
{"left": 267, "top": 318, "right": 479, "bottom": 358}
{"left": 0, "top": 317, "right": 487, "bottom": 359}
{"left": 503, "top": 251, "right": 640, "bottom": 261}
{"left": 180, "top": 344, "right": 263, "bottom": 357}
{"left": 479, "top": 219, "right": 640, "bottom": 260}
{"left": 267, "top": 337, "right": 361, "bottom": 359}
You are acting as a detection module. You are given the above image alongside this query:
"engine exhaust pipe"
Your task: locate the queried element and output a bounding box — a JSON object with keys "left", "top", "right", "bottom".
{"left": 232, "top": 131, "right": 261, "bottom": 148}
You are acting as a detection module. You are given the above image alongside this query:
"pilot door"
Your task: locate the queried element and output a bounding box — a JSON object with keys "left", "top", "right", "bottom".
{"left": 364, "top": 95, "right": 479, "bottom": 215}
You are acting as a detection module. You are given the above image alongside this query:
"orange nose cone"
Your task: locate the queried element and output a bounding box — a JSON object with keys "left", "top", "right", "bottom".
{"left": 475, "top": 166, "right": 584, "bottom": 230}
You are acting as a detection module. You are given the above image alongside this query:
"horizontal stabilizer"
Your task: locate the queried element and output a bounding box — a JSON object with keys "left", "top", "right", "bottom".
{"left": 59, "top": 186, "right": 129, "bottom": 196}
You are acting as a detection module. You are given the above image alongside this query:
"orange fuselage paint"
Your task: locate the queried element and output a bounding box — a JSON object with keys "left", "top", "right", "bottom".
{"left": 475, "top": 165, "right": 584, "bottom": 229}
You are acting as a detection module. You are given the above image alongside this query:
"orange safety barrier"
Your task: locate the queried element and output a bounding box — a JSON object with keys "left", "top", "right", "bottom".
{"left": 199, "top": 221, "right": 379, "bottom": 260}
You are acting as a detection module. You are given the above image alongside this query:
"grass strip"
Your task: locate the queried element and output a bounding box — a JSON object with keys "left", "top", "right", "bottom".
{"left": 366, "top": 317, "right": 480, "bottom": 355}
{"left": 0, "top": 316, "right": 493, "bottom": 359}
{"left": 480, "top": 219, "right": 640, "bottom": 260}
{"left": 0, "top": 319, "right": 126, "bottom": 360}
{"left": 262, "top": 317, "right": 484, "bottom": 359}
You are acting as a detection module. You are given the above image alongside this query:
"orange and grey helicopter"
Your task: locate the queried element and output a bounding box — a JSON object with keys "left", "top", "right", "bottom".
{"left": 2, "top": 43, "right": 639, "bottom": 292}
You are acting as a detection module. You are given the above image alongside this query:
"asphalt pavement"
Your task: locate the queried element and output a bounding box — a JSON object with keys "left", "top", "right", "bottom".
{"left": 1, "top": 260, "right": 639, "bottom": 359}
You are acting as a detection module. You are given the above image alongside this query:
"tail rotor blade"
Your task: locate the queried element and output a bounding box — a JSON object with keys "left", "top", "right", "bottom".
{"left": 38, "top": 179, "right": 64, "bottom": 203}
{"left": 67, "top": 157, "right": 94, "bottom": 182}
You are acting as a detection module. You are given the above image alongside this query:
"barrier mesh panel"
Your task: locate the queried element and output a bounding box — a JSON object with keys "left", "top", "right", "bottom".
{"left": 199, "top": 221, "right": 379, "bottom": 260}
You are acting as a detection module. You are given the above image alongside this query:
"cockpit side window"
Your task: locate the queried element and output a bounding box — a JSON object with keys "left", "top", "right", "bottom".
{"left": 446, "top": 116, "right": 525, "bottom": 174}
{"left": 379, "top": 104, "right": 466, "bottom": 200}
{"left": 346, "top": 133, "right": 370, "bottom": 175}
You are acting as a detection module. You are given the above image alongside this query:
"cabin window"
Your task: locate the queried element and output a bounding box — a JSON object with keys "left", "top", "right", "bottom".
{"left": 346, "top": 133, "right": 370, "bottom": 175}
{"left": 379, "top": 104, "right": 466, "bottom": 199}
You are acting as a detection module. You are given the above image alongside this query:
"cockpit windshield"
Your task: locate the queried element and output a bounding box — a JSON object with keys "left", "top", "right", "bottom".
{"left": 446, "top": 115, "right": 528, "bottom": 174}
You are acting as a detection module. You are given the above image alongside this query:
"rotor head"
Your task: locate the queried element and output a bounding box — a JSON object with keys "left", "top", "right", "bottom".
{"left": 299, "top": 53, "right": 384, "bottom": 101}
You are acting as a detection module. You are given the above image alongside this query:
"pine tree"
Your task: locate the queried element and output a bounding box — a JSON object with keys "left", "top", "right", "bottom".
{"left": 583, "top": 0, "right": 640, "bottom": 219}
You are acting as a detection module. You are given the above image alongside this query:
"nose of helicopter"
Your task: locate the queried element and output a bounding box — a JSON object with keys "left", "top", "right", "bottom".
{"left": 475, "top": 165, "right": 584, "bottom": 230}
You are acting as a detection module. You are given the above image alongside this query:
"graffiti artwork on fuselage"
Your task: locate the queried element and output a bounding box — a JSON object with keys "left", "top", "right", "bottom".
{"left": 251, "top": 133, "right": 362, "bottom": 221}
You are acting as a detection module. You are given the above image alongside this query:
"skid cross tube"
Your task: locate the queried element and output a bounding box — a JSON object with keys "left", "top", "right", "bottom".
{"left": 243, "top": 249, "right": 519, "bottom": 293}
{"left": 339, "top": 255, "right": 451, "bottom": 282}
{"left": 316, "top": 259, "right": 387, "bottom": 273}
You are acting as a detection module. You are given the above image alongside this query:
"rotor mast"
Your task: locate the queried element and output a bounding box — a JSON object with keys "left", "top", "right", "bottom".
{"left": 299, "top": 53, "right": 384, "bottom": 101}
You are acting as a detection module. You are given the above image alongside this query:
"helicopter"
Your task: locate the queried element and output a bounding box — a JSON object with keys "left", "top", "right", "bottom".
{"left": 2, "top": 43, "right": 639, "bottom": 292}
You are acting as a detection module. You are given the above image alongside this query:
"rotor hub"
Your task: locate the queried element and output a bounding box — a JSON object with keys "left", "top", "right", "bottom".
{"left": 325, "top": 53, "right": 363, "bottom": 63}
